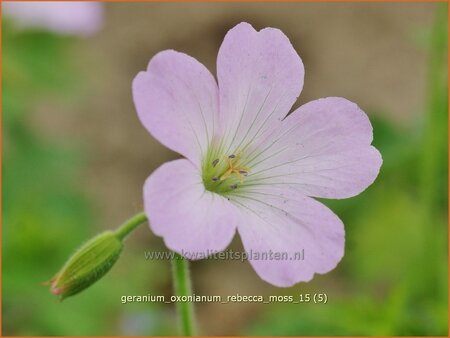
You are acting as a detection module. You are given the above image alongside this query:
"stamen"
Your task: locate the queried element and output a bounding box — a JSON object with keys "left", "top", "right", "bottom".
{"left": 203, "top": 149, "right": 251, "bottom": 194}
{"left": 234, "top": 171, "right": 244, "bottom": 182}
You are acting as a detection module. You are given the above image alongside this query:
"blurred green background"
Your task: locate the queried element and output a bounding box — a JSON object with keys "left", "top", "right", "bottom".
{"left": 2, "top": 2, "right": 448, "bottom": 336}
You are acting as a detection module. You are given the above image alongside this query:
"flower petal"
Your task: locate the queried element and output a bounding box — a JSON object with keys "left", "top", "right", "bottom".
{"left": 2, "top": 1, "right": 103, "bottom": 36}
{"left": 245, "top": 97, "right": 382, "bottom": 199}
{"left": 144, "top": 159, "right": 238, "bottom": 257}
{"left": 216, "top": 22, "right": 304, "bottom": 155}
{"left": 233, "top": 185, "right": 344, "bottom": 287}
{"left": 133, "top": 50, "right": 219, "bottom": 165}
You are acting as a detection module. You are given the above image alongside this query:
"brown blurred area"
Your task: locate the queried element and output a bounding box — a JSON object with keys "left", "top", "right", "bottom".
{"left": 31, "top": 3, "right": 435, "bottom": 334}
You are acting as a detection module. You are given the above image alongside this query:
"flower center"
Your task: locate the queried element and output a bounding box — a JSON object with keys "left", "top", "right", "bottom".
{"left": 202, "top": 151, "right": 251, "bottom": 195}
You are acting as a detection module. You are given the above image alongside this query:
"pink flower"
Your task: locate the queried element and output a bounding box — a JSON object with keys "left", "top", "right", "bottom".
{"left": 132, "top": 22, "right": 382, "bottom": 287}
{"left": 2, "top": 1, "right": 103, "bottom": 36}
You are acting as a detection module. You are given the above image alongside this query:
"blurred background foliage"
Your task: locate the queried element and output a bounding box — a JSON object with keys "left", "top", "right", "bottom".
{"left": 2, "top": 2, "right": 448, "bottom": 336}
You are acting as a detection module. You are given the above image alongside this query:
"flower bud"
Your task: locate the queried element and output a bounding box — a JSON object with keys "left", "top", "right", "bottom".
{"left": 48, "top": 230, "right": 123, "bottom": 300}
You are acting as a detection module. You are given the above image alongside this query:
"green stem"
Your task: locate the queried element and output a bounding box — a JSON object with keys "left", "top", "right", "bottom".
{"left": 114, "top": 212, "right": 148, "bottom": 240}
{"left": 172, "top": 254, "right": 197, "bottom": 336}
{"left": 420, "top": 3, "right": 447, "bottom": 216}
{"left": 418, "top": 3, "right": 447, "bottom": 290}
{"left": 113, "top": 213, "right": 197, "bottom": 335}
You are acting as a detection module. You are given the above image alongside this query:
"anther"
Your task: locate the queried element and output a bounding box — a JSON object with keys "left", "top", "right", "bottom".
{"left": 228, "top": 154, "right": 236, "bottom": 159}
{"left": 212, "top": 159, "right": 219, "bottom": 167}
{"left": 238, "top": 170, "right": 248, "bottom": 176}
{"left": 212, "top": 176, "right": 219, "bottom": 182}
{"left": 230, "top": 184, "right": 238, "bottom": 189}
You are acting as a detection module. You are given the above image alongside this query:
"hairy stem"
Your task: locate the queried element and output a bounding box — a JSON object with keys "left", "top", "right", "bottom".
{"left": 114, "top": 212, "right": 148, "bottom": 240}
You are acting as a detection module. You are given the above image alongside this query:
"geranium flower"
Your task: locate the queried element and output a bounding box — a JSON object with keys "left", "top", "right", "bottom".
{"left": 2, "top": 1, "right": 103, "bottom": 36}
{"left": 132, "top": 22, "right": 382, "bottom": 287}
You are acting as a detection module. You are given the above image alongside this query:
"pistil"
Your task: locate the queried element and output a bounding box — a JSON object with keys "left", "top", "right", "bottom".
{"left": 202, "top": 151, "right": 251, "bottom": 194}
